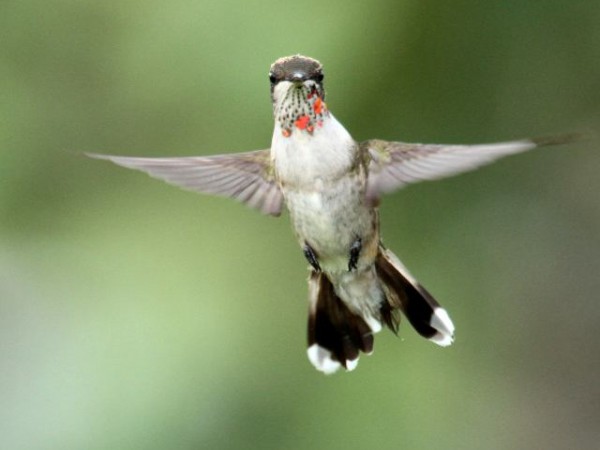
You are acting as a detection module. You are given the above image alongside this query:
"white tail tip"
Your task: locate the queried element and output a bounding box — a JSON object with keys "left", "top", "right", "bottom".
{"left": 429, "top": 307, "right": 455, "bottom": 347}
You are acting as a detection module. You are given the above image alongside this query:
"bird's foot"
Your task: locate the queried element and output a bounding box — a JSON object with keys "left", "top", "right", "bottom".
{"left": 348, "top": 237, "right": 362, "bottom": 271}
{"left": 303, "top": 243, "right": 321, "bottom": 272}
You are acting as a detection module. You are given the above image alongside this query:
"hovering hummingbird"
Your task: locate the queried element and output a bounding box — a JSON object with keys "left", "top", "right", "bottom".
{"left": 89, "top": 55, "right": 579, "bottom": 374}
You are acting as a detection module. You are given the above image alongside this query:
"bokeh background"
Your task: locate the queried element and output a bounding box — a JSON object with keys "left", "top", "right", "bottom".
{"left": 1, "top": 1, "right": 599, "bottom": 449}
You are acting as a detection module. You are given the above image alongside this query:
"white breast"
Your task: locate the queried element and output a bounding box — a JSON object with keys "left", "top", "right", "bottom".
{"left": 270, "top": 114, "right": 372, "bottom": 267}
{"left": 271, "top": 113, "right": 356, "bottom": 187}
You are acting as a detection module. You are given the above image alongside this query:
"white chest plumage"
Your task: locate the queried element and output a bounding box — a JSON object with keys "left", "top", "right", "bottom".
{"left": 271, "top": 113, "right": 355, "bottom": 188}
{"left": 271, "top": 115, "right": 373, "bottom": 269}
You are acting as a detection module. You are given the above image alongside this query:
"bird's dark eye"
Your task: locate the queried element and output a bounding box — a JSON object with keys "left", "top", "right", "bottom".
{"left": 314, "top": 73, "right": 324, "bottom": 82}
{"left": 269, "top": 73, "right": 277, "bottom": 84}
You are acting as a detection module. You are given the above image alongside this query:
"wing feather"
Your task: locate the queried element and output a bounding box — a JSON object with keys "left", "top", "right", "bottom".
{"left": 88, "top": 150, "right": 284, "bottom": 216}
{"left": 364, "top": 134, "right": 581, "bottom": 200}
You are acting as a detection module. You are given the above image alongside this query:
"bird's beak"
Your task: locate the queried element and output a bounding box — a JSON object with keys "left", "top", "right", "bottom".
{"left": 290, "top": 72, "right": 307, "bottom": 84}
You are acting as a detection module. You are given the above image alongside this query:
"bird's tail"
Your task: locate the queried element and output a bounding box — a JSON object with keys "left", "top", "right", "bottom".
{"left": 306, "top": 245, "right": 455, "bottom": 374}
{"left": 375, "top": 245, "right": 455, "bottom": 347}
{"left": 307, "top": 271, "right": 374, "bottom": 374}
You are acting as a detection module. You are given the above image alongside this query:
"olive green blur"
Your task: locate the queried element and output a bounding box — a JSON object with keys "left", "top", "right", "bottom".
{"left": 1, "top": 1, "right": 599, "bottom": 449}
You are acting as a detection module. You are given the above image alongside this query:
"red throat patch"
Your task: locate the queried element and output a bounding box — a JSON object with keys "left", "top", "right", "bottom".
{"left": 313, "top": 97, "right": 324, "bottom": 115}
{"left": 279, "top": 89, "right": 328, "bottom": 137}
{"left": 295, "top": 115, "right": 311, "bottom": 130}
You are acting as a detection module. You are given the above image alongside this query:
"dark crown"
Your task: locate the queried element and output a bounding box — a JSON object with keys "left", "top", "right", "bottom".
{"left": 269, "top": 55, "right": 324, "bottom": 84}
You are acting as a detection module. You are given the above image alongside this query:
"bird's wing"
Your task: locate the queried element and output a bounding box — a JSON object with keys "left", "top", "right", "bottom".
{"left": 87, "top": 149, "right": 284, "bottom": 216}
{"left": 363, "top": 134, "right": 580, "bottom": 201}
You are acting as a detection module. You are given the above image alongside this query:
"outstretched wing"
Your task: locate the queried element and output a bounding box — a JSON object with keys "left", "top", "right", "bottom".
{"left": 363, "top": 134, "right": 580, "bottom": 201}
{"left": 88, "top": 150, "right": 284, "bottom": 216}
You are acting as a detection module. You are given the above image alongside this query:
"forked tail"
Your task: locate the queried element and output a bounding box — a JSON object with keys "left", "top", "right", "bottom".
{"left": 306, "top": 245, "right": 455, "bottom": 374}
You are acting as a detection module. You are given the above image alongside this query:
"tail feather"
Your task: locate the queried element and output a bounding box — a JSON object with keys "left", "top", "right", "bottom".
{"left": 379, "top": 299, "right": 400, "bottom": 334}
{"left": 306, "top": 246, "right": 455, "bottom": 374}
{"left": 375, "top": 246, "right": 455, "bottom": 346}
{"left": 307, "top": 271, "right": 374, "bottom": 374}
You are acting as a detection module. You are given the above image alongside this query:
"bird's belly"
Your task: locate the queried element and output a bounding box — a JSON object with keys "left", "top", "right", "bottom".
{"left": 284, "top": 178, "right": 375, "bottom": 271}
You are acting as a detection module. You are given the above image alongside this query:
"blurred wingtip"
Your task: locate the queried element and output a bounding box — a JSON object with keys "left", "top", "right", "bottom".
{"left": 85, "top": 152, "right": 113, "bottom": 161}
{"left": 531, "top": 131, "right": 592, "bottom": 147}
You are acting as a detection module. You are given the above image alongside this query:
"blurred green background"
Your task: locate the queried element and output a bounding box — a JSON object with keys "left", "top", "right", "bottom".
{"left": 1, "top": 1, "right": 599, "bottom": 449}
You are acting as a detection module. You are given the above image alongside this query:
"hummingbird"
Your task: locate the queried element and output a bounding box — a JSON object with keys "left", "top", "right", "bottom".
{"left": 89, "top": 55, "right": 579, "bottom": 374}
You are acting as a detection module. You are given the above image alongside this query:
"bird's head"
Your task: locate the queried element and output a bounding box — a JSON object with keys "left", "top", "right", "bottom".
{"left": 269, "top": 55, "right": 329, "bottom": 137}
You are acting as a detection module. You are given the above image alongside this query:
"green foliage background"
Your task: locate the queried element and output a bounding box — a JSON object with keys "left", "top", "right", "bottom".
{"left": 1, "top": 1, "right": 599, "bottom": 449}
